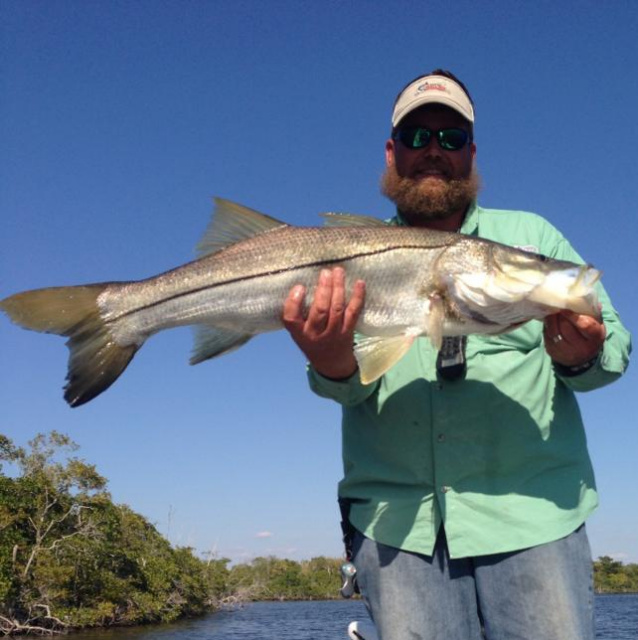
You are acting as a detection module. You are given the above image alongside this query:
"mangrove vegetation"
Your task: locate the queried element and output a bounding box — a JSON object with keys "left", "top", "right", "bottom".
{"left": 1, "top": 432, "right": 636, "bottom": 635}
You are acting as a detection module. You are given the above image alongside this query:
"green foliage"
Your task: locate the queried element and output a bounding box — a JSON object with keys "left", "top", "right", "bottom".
{"left": 10, "top": 431, "right": 635, "bottom": 635}
{"left": 226, "top": 555, "right": 343, "bottom": 601}
{"left": 594, "top": 556, "right": 638, "bottom": 593}
{"left": 1, "top": 431, "right": 344, "bottom": 635}
{"left": 0, "top": 432, "right": 232, "bottom": 635}
{"left": 302, "top": 556, "right": 343, "bottom": 599}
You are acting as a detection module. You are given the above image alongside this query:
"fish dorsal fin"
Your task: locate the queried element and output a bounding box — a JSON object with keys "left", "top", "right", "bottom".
{"left": 196, "top": 197, "right": 287, "bottom": 257}
{"left": 354, "top": 333, "right": 416, "bottom": 384}
{"left": 320, "top": 212, "right": 387, "bottom": 228}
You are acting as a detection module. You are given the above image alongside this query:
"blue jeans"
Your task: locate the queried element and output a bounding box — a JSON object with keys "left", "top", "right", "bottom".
{"left": 352, "top": 525, "right": 594, "bottom": 640}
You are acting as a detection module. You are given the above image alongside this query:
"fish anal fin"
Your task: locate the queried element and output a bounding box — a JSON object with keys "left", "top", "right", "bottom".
{"left": 196, "top": 198, "right": 287, "bottom": 257}
{"left": 354, "top": 333, "right": 416, "bottom": 384}
{"left": 190, "top": 324, "right": 253, "bottom": 364}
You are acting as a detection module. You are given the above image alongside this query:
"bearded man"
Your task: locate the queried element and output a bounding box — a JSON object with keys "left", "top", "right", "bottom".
{"left": 283, "top": 70, "right": 631, "bottom": 640}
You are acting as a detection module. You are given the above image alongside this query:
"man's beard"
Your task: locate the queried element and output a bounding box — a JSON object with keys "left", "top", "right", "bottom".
{"left": 380, "top": 163, "right": 481, "bottom": 222}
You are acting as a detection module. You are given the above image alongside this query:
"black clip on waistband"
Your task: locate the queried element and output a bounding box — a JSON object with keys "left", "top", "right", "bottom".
{"left": 436, "top": 336, "right": 467, "bottom": 381}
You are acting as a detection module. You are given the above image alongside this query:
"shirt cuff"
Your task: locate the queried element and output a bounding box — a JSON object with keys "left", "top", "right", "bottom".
{"left": 553, "top": 354, "right": 600, "bottom": 377}
{"left": 307, "top": 365, "right": 379, "bottom": 406}
{"left": 554, "top": 350, "right": 626, "bottom": 392}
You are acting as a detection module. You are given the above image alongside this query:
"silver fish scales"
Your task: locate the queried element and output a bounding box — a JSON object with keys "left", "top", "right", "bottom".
{"left": 0, "top": 198, "right": 600, "bottom": 406}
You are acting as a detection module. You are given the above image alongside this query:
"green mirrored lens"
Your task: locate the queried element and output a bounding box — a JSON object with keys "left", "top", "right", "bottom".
{"left": 438, "top": 129, "right": 469, "bottom": 150}
{"left": 399, "top": 127, "right": 431, "bottom": 148}
{"left": 396, "top": 127, "right": 468, "bottom": 151}
{"left": 412, "top": 128, "right": 431, "bottom": 148}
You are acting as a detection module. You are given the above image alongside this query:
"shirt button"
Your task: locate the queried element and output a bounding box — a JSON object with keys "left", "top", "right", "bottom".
{"left": 437, "top": 434, "right": 446, "bottom": 443}
{"left": 441, "top": 486, "right": 450, "bottom": 493}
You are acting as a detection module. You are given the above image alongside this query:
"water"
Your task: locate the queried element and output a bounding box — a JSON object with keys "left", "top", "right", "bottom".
{"left": 61, "top": 595, "right": 637, "bottom": 639}
{"left": 595, "top": 594, "right": 638, "bottom": 639}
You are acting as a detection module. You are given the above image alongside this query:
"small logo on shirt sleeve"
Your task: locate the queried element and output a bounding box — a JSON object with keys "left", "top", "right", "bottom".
{"left": 514, "top": 244, "right": 539, "bottom": 254}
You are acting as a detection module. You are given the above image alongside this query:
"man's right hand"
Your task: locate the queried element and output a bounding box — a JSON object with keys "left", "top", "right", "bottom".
{"left": 282, "top": 267, "right": 365, "bottom": 380}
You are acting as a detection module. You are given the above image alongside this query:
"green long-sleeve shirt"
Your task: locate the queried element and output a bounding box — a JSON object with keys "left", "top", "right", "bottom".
{"left": 308, "top": 203, "right": 631, "bottom": 559}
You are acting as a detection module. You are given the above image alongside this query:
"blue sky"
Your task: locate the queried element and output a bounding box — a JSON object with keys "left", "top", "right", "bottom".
{"left": 1, "top": 1, "right": 636, "bottom": 565}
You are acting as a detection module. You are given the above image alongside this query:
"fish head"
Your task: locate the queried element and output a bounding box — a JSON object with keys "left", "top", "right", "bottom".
{"left": 490, "top": 246, "right": 602, "bottom": 318}
{"left": 435, "top": 240, "right": 601, "bottom": 329}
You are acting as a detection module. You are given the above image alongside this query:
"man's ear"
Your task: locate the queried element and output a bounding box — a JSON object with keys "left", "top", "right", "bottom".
{"left": 385, "top": 138, "right": 396, "bottom": 167}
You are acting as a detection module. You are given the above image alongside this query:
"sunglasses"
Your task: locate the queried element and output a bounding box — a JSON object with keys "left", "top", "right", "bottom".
{"left": 393, "top": 127, "right": 471, "bottom": 151}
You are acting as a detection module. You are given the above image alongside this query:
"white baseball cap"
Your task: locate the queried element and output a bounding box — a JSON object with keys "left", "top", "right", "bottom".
{"left": 391, "top": 74, "right": 475, "bottom": 128}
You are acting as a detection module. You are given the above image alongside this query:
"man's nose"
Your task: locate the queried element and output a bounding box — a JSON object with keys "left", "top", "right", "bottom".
{"left": 421, "top": 139, "right": 443, "bottom": 158}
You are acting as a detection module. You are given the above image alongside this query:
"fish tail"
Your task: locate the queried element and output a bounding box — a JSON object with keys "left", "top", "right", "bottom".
{"left": 1, "top": 285, "right": 138, "bottom": 407}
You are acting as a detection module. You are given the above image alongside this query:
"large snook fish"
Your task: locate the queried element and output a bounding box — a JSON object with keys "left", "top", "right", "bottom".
{"left": 1, "top": 198, "right": 601, "bottom": 407}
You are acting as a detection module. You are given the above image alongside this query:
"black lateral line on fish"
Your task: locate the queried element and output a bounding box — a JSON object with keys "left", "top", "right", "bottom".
{"left": 104, "top": 243, "right": 438, "bottom": 324}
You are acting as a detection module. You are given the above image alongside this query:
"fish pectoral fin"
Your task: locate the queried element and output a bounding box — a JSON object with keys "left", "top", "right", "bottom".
{"left": 320, "top": 212, "right": 387, "bottom": 227}
{"left": 354, "top": 334, "right": 416, "bottom": 384}
{"left": 196, "top": 198, "right": 287, "bottom": 257}
{"left": 190, "top": 325, "right": 254, "bottom": 364}
{"left": 427, "top": 294, "right": 446, "bottom": 351}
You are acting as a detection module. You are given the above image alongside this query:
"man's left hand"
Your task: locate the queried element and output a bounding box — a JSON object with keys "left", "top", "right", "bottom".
{"left": 543, "top": 310, "right": 606, "bottom": 367}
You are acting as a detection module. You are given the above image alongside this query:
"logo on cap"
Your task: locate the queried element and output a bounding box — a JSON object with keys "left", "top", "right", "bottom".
{"left": 416, "top": 81, "right": 449, "bottom": 94}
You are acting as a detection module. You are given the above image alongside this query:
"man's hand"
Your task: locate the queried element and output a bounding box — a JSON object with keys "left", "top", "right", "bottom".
{"left": 543, "top": 310, "right": 606, "bottom": 367}
{"left": 283, "top": 267, "right": 365, "bottom": 380}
